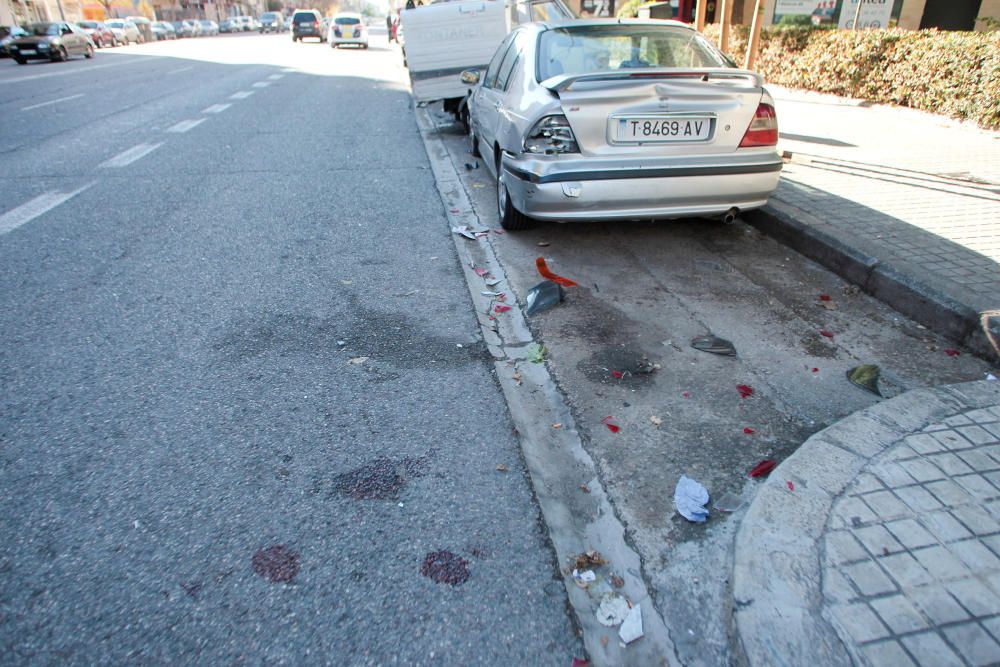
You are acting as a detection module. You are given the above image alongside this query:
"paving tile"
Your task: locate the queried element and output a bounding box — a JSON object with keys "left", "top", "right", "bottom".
{"left": 927, "top": 452, "right": 975, "bottom": 476}
{"left": 860, "top": 640, "right": 916, "bottom": 667}
{"left": 886, "top": 519, "right": 938, "bottom": 550}
{"left": 926, "top": 479, "right": 975, "bottom": 506}
{"left": 910, "top": 586, "right": 971, "bottom": 625}
{"left": 954, "top": 474, "right": 1000, "bottom": 501}
{"left": 959, "top": 449, "right": 1000, "bottom": 473}
{"left": 943, "top": 622, "right": 1000, "bottom": 666}
{"left": 906, "top": 433, "right": 947, "bottom": 455}
{"left": 870, "top": 595, "right": 929, "bottom": 634}
{"left": 944, "top": 415, "right": 975, "bottom": 427}
{"left": 854, "top": 525, "right": 905, "bottom": 557}
{"left": 862, "top": 491, "right": 914, "bottom": 521}
{"left": 982, "top": 616, "right": 1000, "bottom": 644}
{"left": 843, "top": 560, "right": 899, "bottom": 596}
{"left": 932, "top": 430, "right": 975, "bottom": 452}
{"left": 826, "top": 530, "right": 870, "bottom": 566}
{"left": 898, "top": 459, "right": 947, "bottom": 484}
{"left": 948, "top": 579, "right": 1000, "bottom": 617}
{"left": 957, "top": 425, "right": 1000, "bottom": 446}
{"left": 966, "top": 409, "right": 999, "bottom": 425}
{"left": 920, "top": 511, "right": 975, "bottom": 543}
{"left": 901, "top": 632, "right": 963, "bottom": 666}
{"left": 823, "top": 567, "right": 858, "bottom": 604}
{"left": 833, "top": 496, "right": 881, "bottom": 529}
{"left": 829, "top": 602, "right": 891, "bottom": 643}
{"left": 948, "top": 539, "right": 1000, "bottom": 572}
{"left": 952, "top": 505, "right": 1000, "bottom": 536}
{"left": 896, "top": 486, "right": 945, "bottom": 513}
{"left": 879, "top": 552, "right": 934, "bottom": 588}
{"left": 911, "top": 545, "right": 973, "bottom": 582}
{"left": 851, "top": 472, "right": 885, "bottom": 495}
{"left": 871, "top": 462, "right": 918, "bottom": 488}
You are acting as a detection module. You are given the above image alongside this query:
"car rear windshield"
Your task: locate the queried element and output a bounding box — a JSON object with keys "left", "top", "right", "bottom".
{"left": 262, "top": 12, "right": 278, "bottom": 19}
{"left": 537, "top": 25, "right": 731, "bottom": 80}
{"left": 78, "top": 21, "right": 98, "bottom": 28}
{"left": 335, "top": 17, "right": 361, "bottom": 25}
{"left": 293, "top": 13, "right": 318, "bottom": 23}
{"left": 27, "top": 23, "right": 61, "bottom": 35}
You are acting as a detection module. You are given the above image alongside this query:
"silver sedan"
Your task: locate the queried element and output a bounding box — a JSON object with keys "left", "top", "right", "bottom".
{"left": 465, "top": 19, "right": 782, "bottom": 230}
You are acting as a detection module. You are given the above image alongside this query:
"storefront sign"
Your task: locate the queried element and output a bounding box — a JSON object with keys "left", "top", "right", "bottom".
{"left": 838, "top": 0, "right": 892, "bottom": 28}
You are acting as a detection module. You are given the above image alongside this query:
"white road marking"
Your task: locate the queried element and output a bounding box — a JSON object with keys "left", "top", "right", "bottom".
{"left": 99, "top": 142, "right": 163, "bottom": 168}
{"left": 167, "top": 66, "right": 194, "bottom": 74}
{"left": 166, "top": 118, "right": 207, "bottom": 133}
{"left": 230, "top": 91, "right": 254, "bottom": 99}
{"left": 21, "top": 93, "right": 85, "bottom": 111}
{"left": 202, "top": 103, "right": 231, "bottom": 114}
{"left": 251, "top": 81, "right": 271, "bottom": 88}
{"left": 267, "top": 74, "right": 284, "bottom": 80}
{"left": 0, "top": 183, "right": 95, "bottom": 237}
{"left": 0, "top": 59, "right": 142, "bottom": 84}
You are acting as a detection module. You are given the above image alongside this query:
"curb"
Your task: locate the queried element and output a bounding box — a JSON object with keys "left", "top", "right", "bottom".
{"left": 731, "top": 379, "right": 1000, "bottom": 667}
{"left": 744, "top": 202, "right": 990, "bottom": 359}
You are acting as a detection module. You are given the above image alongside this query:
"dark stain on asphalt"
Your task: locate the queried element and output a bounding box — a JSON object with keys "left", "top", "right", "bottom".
{"left": 181, "top": 581, "right": 203, "bottom": 599}
{"left": 333, "top": 456, "right": 426, "bottom": 500}
{"left": 251, "top": 545, "right": 300, "bottom": 583}
{"left": 215, "top": 306, "right": 489, "bottom": 369}
{"left": 421, "top": 550, "right": 470, "bottom": 585}
{"left": 580, "top": 348, "right": 658, "bottom": 386}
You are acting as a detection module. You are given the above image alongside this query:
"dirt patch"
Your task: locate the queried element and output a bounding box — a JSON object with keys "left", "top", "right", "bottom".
{"left": 251, "top": 545, "right": 300, "bottom": 583}
{"left": 332, "top": 456, "right": 426, "bottom": 500}
{"left": 420, "top": 550, "right": 470, "bottom": 585}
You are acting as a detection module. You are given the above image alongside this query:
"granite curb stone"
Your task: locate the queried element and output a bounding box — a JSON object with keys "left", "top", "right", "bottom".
{"left": 732, "top": 380, "right": 1000, "bottom": 667}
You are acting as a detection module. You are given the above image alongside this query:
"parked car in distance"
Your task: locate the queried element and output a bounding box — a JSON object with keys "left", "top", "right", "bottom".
{"left": 151, "top": 21, "right": 176, "bottom": 39}
{"left": 219, "top": 18, "right": 240, "bottom": 33}
{"left": 1, "top": 25, "right": 29, "bottom": 56}
{"left": 105, "top": 19, "right": 142, "bottom": 44}
{"left": 76, "top": 20, "right": 116, "bottom": 47}
{"left": 126, "top": 16, "right": 153, "bottom": 42}
{"left": 259, "top": 11, "right": 285, "bottom": 32}
{"left": 234, "top": 15, "right": 252, "bottom": 31}
{"left": 465, "top": 19, "right": 782, "bottom": 230}
{"left": 182, "top": 19, "right": 202, "bottom": 37}
{"left": 329, "top": 12, "right": 367, "bottom": 48}
{"left": 291, "top": 9, "right": 325, "bottom": 42}
{"left": 199, "top": 20, "right": 219, "bottom": 35}
{"left": 7, "top": 21, "right": 94, "bottom": 63}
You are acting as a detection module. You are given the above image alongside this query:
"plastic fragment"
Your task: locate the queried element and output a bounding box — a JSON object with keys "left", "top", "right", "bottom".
{"left": 572, "top": 569, "right": 596, "bottom": 587}
{"left": 987, "top": 373, "right": 998, "bottom": 382}
{"left": 485, "top": 278, "right": 502, "bottom": 287}
{"left": 572, "top": 658, "right": 589, "bottom": 667}
{"left": 819, "top": 329, "right": 834, "bottom": 339}
{"left": 601, "top": 416, "right": 620, "bottom": 433}
{"left": 537, "top": 242, "right": 550, "bottom": 247}
{"left": 682, "top": 392, "right": 690, "bottom": 398}
{"left": 596, "top": 593, "right": 630, "bottom": 626}
{"left": 525, "top": 280, "right": 565, "bottom": 316}
{"left": 496, "top": 464, "right": 509, "bottom": 473}
{"left": 713, "top": 492, "right": 744, "bottom": 513}
{"left": 494, "top": 304, "right": 512, "bottom": 313}
{"left": 481, "top": 291, "right": 504, "bottom": 297}
{"left": 737, "top": 384, "right": 754, "bottom": 399}
{"left": 348, "top": 357, "right": 369, "bottom": 365}
{"left": 819, "top": 294, "right": 832, "bottom": 301}
{"left": 944, "top": 348, "right": 960, "bottom": 357}
{"left": 611, "top": 370, "right": 624, "bottom": 379}
{"left": 674, "top": 475, "right": 710, "bottom": 523}
{"left": 535, "top": 257, "right": 579, "bottom": 287}
{"left": 619, "top": 604, "right": 643, "bottom": 643}
{"left": 787, "top": 481, "right": 795, "bottom": 492}
{"left": 473, "top": 267, "right": 490, "bottom": 277}
{"left": 691, "top": 335, "right": 737, "bottom": 356}
{"left": 743, "top": 427, "right": 755, "bottom": 435}
{"left": 846, "top": 364, "right": 882, "bottom": 396}
{"left": 451, "top": 226, "right": 477, "bottom": 240}
{"left": 812, "top": 367, "right": 819, "bottom": 373}
{"left": 650, "top": 416, "right": 662, "bottom": 428}
{"left": 749, "top": 460, "right": 776, "bottom": 478}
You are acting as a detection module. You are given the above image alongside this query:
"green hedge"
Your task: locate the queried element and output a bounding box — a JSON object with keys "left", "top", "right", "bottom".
{"left": 699, "top": 24, "right": 1000, "bottom": 130}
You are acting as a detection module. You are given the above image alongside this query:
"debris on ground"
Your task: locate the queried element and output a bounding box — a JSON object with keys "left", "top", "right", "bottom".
{"left": 485, "top": 278, "right": 502, "bottom": 287}
{"left": 988, "top": 373, "right": 998, "bottom": 382}
{"left": 650, "top": 416, "right": 662, "bottom": 428}
{"left": 819, "top": 329, "right": 835, "bottom": 339}
{"left": 749, "top": 460, "right": 776, "bottom": 478}
{"left": 525, "top": 280, "right": 566, "bottom": 315}
{"left": 552, "top": 423, "right": 563, "bottom": 429}
{"left": 743, "top": 427, "right": 755, "bottom": 435}
{"left": 537, "top": 241, "right": 550, "bottom": 247}
{"left": 494, "top": 304, "right": 512, "bottom": 314}
{"left": 535, "top": 257, "right": 579, "bottom": 287}
{"left": 596, "top": 593, "right": 630, "bottom": 626}
{"left": 348, "top": 357, "right": 369, "bottom": 365}
{"left": 619, "top": 604, "right": 644, "bottom": 643}
{"left": 983, "top": 310, "right": 1000, "bottom": 358}
{"left": 512, "top": 371, "right": 522, "bottom": 385}
{"left": 601, "top": 416, "right": 620, "bottom": 433}
{"left": 580, "top": 483, "right": 591, "bottom": 493}
{"left": 846, "top": 364, "right": 883, "bottom": 396}
{"left": 571, "top": 658, "right": 589, "bottom": 667}
{"left": 573, "top": 550, "right": 607, "bottom": 570}
{"left": 451, "top": 225, "right": 478, "bottom": 240}
{"left": 737, "top": 384, "right": 754, "bottom": 399}
{"left": 713, "top": 492, "right": 744, "bottom": 513}
{"left": 464, "top": 161, "right": 478, "bottom": 170}
{"left": 944, "top": 348, "right": 960, "bottom": 357}
{"left": 573, "top": 569, "right": 597, "bottom": 587}
{"left": 340, "top": 279, "right": 353, "bottom": 285}
{"left": 481, "top": 291, "right": 504, "bottom": 297}
{"left": 496, "top": 464, "right": 509, "bottom": 473}
{"left": 527, "top": 344, "right": 546, "bottom": 363}
{"left": 473, "top": 267, "right": 490, "bottom": 277}
{"left": 611, "top": 370, "right": 625, "bottom": 379}
{"left": 787, "top": 481, "right": 795, "bottom": 492}
{"left": 610, "top": 574, "right": 624, "bottom": 588}
{"left": 674, "top": 475, "right": 710, "bottom": 523}
{"left": 691, "top": 335, "right": 737, "bottom": 356}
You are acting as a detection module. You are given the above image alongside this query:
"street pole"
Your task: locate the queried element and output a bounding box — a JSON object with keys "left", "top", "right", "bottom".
{"left": 55, "top": 0, "right": 66, "bottom": 20}
{"left": 718, "top": 0, "right": 731, "bottom": 53}
{"left": 695, "top": 0, "right": 706, "bottom": 31}
{"left": 744, "top": 0, "right": 764, "bottom": 71}
{"left": 852, "top": 0, "right": 863, "bottom": 30}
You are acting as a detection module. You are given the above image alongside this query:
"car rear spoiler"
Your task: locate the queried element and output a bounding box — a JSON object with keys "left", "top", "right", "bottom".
{"left": 541, "top": 68, "right": 763, "bottom": 92}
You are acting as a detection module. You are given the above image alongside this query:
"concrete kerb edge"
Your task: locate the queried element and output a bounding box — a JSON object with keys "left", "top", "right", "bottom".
{"left": 743, "top": 203, "right": 990, "bottom": 359}
{"left": 731, "top": 380, "right": 1000, "bottom": 667}
{"left": 413, "top": 104, "right": 681, "bottom": 667}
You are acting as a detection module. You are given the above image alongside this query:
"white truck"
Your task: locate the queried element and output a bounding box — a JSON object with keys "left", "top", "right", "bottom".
{"left": 400, "top": 0, "right": 575, "bottom": 125}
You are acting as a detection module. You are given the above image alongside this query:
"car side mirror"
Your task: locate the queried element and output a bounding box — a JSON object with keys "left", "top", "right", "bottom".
{"left": 460, "top": 69, "right": 480, "bottom": 85}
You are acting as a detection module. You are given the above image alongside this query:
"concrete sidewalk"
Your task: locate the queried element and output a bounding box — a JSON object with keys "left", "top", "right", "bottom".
{"left": 747, "top": 85, "right": 1000, "bottom": 357}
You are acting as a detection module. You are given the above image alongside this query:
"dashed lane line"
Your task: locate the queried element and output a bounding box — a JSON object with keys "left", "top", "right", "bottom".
{"left": 267, "top": 74, "right": 284, "bottom": 80}
{"left": 202, "top": 103, "right": 231, "bottom": 114}
{"left": 0, "top": 58, "right": 143, "bottom": 84}
{"left": 167, "top": 66, "right": 194, "bottom": 74}
{"left": 251, "top": 81, "right": 271, "bottom": 88}
{"left": 21, "top": 93, "right": 85, "bottom": 112}
{"left": 166, "top": 118, "right": 207, "bottom": 133}
{"left": 99, "top": 142, "right": 163, "bottom": 168}
{"left": 230, "top": 91, "right": 254, "bottom": 99}
{"left": 0, "top": 183, "right": 96, "bottom": 237}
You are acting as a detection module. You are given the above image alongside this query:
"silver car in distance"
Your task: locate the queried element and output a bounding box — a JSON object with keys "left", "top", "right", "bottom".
{"left": 464, "top": 19, "right": 782, "bottom": 230}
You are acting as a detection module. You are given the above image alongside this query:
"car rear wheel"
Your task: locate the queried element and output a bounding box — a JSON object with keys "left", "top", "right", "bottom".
{"left": 468, "top": 126, "right": 480, "bottom": 157}
{"left": 85, "top": 43, "right": 94, "bottom": 58}
{"left": 14, "top": 56, "right": 26, "bottom": 65}
{"left": 496, "top": 164, "right": 532, "bottom": 231}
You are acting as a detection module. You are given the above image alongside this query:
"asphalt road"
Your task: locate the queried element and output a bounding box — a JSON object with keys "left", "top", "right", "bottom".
{"left": 0, "top": 33, "right": 583, "bottom": 664}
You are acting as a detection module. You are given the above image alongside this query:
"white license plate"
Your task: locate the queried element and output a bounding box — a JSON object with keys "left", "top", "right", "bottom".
{"left": 21, "top": 49, "right": 36, "bottom": 55}
{"left": 616, "top": 116, "right": 712, "bottom": 143}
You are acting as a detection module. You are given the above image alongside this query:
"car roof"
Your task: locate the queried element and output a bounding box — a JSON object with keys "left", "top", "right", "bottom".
{"left": 536, "top": 17, "right": 696, "bottom": 31}
{"left": 334, "top": 12, "right": 362, "bottom": 17}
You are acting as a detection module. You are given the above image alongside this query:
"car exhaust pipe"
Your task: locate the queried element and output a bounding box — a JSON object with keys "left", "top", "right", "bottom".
{"left": 722, "top": 207, "right": 740, "bottom": 225}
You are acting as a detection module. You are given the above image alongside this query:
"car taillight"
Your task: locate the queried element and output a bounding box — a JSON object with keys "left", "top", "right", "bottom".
{"left": 524, "top": 115, "right": 579, "bottom": 155}
{"left": 739, "top": 102, "right": 778, "bottom": 148}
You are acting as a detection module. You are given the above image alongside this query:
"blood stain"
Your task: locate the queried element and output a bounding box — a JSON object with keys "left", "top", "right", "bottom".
{"left": 252, "top": 545, "right": 300, "bottom": 583}
{"left": 421, "top": 550, "right": 470, "bottom": 586}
